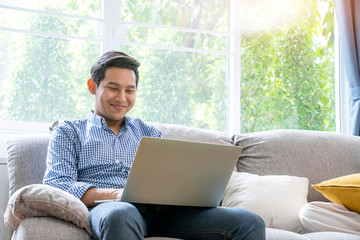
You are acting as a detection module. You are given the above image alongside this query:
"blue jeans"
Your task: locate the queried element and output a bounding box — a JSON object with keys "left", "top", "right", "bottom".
{"left": 89, "top": 202, "right": 265, "bottom": 240}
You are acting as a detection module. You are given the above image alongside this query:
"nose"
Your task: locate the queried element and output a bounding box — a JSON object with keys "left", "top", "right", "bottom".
{"left": 118, "top": 90, "right": 127, "bottom": 102}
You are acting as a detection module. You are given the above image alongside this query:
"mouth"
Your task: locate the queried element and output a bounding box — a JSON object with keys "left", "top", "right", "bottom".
{"left": 111, "top": 104, "right": 127, "bottom": 110}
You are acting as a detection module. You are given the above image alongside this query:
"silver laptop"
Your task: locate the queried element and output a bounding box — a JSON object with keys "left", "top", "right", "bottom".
{"left": 119, "top": 137, "right": 242, "bottom": 207}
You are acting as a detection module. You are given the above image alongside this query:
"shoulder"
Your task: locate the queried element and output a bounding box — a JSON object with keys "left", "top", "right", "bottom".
{"left": 126, "top": 116, "right": 162, "bottom": 138}
{"left": 50, "top": 119, "right": 88, "bottom": 142}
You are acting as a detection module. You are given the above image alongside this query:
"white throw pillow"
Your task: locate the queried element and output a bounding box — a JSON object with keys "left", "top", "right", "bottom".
{"left": 222, "top": 172, "right": 309, "bottom": 233}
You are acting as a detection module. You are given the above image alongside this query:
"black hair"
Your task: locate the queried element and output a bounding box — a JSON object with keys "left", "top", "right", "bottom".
{"left": 90, "top": 51, "right": 140, "bottom": 87}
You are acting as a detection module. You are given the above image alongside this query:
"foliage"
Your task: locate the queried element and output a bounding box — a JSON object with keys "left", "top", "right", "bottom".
{"left": 1, "top": 0, "right": 335, "bottom": 133}
{"left": 121, "top": 0, "right": 229, "bottom": 131}
{"left": 125, "top": 47, "right": 227, "bottom": 130}
{"left": 240, "top": 0, "right": 335, "bottom": 132}
{"left": 1, "top": 1, "right": 99, "bottom": 122}
{"left": 3, "top": 13, "right": 77, "bottom": 122}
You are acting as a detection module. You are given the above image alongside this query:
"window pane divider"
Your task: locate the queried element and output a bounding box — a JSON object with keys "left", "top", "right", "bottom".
{"left": 121, "top": 41, "right": 231, "bottom": 56}
{"left": 228, "top": 0, "right": 241, "bottom": 134}
{"left": 121, "top": 21, "right": 232, "bottom": 37}
{"left": 0, "top": 27, "right": 103, "bottom": 42}
{"left": 0, "top": 4, "right": 103, "bottom": 22}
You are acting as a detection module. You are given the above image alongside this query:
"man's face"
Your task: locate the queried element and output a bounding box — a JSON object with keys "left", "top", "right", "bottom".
{"left": 92, "top": 67, "right": 136, "bottom": 126}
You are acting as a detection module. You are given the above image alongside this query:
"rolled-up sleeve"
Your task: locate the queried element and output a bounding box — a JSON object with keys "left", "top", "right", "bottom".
{"left": 43, "top": 123, "right": 95, "bottom": 199}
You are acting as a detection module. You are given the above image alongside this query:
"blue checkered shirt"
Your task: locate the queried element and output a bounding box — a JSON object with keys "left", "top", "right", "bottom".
{"left": 43, "top": 112, "right": 162, "bottom": 199}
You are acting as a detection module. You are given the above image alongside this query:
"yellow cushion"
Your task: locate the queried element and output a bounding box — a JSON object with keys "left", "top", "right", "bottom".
{"left": 312, "top": 173, "right": 360, "bottom": 214}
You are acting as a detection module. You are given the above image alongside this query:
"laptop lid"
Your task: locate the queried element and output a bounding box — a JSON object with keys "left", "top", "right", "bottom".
{"left": 121, "top": 137, "right": 242, "bottom": 207}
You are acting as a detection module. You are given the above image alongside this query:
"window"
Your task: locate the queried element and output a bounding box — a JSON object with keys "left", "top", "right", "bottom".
{"left": 0, "top": 0, "right": 230, "bottom": 130}
{"left": 0, "top": 0, "right": 337, "bottom": 158}
{"left": 0, "top": 0, "right": 102, "bottom": 123}
{"left": 239, "top": 0, "right": 335, "bottom": 133}
{"left": 0, "top": 0, "right": 102, "bottom": 159}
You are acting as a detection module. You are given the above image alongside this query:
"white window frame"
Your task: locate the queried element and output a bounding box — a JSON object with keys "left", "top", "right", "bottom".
{"left": 334, "top": 10, "right": 350, "bottom": 134}
{"left": 102, "top": 0, "right": 239, "bottom": 133}
{"left": 0, "top": 121, "right": 50, "bottom": 163}
{"left": 337, "top": 50, "right": 351, "bottom": 134}
{"left": 0, "top": 0, "right": 236, "bottom": 160}
{"left": 228, "top": 0, "right": 242, "bottom": 135}
{"left": 0, "top": 2, "right": 105, "bottom": 161}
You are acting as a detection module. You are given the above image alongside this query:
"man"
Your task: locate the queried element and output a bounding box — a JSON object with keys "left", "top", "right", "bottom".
{"left": 43, "top": 51, "right": 265, "bottom": 240}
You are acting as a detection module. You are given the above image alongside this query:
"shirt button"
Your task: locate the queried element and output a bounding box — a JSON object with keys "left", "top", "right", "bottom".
{"left": 115, "top": 160, "right": 119, "bottom": 164}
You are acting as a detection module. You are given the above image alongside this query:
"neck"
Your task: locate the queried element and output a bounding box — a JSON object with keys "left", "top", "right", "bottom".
{"left": 106, "top": 118, "right": 125, "bottom": 136}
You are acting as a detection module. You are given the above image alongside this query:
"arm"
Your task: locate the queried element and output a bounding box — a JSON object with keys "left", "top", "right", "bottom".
{"left": 43, "top": 123, "right": 90, "bottom": 196}
{"left": 81, "top": 188, "right": 124, "bottom": 207}
{"left": 44, "top": 123, "right": 127, "bottom": 207}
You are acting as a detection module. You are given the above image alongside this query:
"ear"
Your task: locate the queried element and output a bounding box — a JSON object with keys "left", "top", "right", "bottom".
{"left": 87, "top": 78, "right": 96, "bottom": 95}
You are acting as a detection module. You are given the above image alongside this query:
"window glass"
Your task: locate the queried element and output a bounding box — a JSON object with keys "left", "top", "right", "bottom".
{"left": 0, "top": 0, "right": 100, "bottom": 123}
{"left": 121, "top": 0, "right": 229, "bottom": 32}
{"left": 0, "top": 0, "right": 336, "bottom": 135}
{"left": 0, "top": 0, "right": 229, "bottom": 132}
{"left": 0, "top": 31, "right": 99, "bottom": 122}
{"left": 240, "top": 0, "right": 335, "bottom": 132}
{"left": 123, "top": 46, "right": 228, "bottom": 131}
{"left": 0, "top": 8, "right": 100, "bottom": 39}
{"left": 0, "top": 0, "right": 101, "bottom": 17}
{"left": 119, "top": 0, "right": 229, "bottom": 131}
{"left": 125, "top": 25, "right": 228, "bottom": 52}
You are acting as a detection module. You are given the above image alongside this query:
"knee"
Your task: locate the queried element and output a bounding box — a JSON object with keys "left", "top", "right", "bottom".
{"left": 232, "top": 209, "right": 265, "bottom": 240}
{"left": 246, "top": 211, "right": 266, "bottom": 232}
{"left": 92, "top": 202, "right": 145, "bottom": 239}
{"left": 100, "top": 202, "right": 141, "bottom": 227}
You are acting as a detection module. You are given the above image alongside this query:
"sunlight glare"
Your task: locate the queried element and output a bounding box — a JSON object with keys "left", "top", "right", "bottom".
{"left": 240, "top": 0, "right": 312, "bottom": 34}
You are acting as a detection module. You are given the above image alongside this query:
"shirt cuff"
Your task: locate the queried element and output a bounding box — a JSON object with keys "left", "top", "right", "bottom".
{"left": 67, "top": 182, "right": 95, "bottom": 199}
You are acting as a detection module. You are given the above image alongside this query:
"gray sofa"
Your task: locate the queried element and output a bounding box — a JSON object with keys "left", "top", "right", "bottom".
{"left": 4, "top": 122, "right": 360, "bottom": 240}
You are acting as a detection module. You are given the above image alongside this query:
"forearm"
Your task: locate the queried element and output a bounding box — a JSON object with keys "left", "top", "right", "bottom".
{"left": 81, "top": 187, "right": 124, "bottom": 207}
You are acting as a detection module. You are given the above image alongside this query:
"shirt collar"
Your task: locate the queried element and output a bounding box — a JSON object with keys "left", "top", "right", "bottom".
{"left": 88, "top": 111, "right": 129, "bottom": 131}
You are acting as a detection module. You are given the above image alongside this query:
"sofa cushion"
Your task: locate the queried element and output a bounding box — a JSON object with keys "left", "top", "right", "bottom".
{"left": 222, "top": 172, "right": 308, "bottom": 233}
{"left": 299, "top": 202, "right": 360, "bottom": 235}
{"left": 303, "top": 231, "right": 360, "bottom": 240}
{"left": 233, "top": 129, "right": 360, "bottom": 202}
{"left": 4, "top": 184, "right": 91, "bottom": 235}
{"left": 265, "top": 228, "right": 310, "bottom": 240}
{"left": 312, "top": 173, "right": 360, "bottom": 213}
{"left": 148, "top": 122, "right": 232, "bottom": 145}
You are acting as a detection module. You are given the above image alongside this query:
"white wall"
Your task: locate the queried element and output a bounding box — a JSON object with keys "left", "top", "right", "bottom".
{"left": 0, "top": 164, "right": 10, "bottom": 239}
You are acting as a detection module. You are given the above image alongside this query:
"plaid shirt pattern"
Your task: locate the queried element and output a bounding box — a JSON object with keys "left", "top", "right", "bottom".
{"left": 43, "top": 112, "right": 162, "bottom": 199}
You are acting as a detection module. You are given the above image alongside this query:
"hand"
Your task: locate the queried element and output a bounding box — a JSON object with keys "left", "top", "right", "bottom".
{"left": 81, "top": 188, "right": 124, "bottom": 207}
{"left": 115, "top": 188, "right": 124, "bottom": 199}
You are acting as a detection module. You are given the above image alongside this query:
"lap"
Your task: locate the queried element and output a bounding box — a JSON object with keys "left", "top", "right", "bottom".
{"left": 89, "top": 201, "right": 142, "bottom": 221}
{"left": 147, "top": 206, "right": 265, "bottom": 239}
{"left": 89, "top": 202, "right": 265, "bottom": 240}
{"left": 89, "top": 202, "right": 147, "bottom": 239}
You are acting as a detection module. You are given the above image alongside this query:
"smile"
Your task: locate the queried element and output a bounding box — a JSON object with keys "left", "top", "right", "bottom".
{"left": 111, "top": 104, "right": 127, "bottom": 110}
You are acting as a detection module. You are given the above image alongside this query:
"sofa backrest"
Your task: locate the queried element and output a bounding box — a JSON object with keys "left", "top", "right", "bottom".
{"left": 6, "top": 134, "right": 50, "bottom": 197}
{"left": 6, "top": 123, "right": 232, "bottom": 197}
{"left": 148, "top": 122, "right": 232, "bottom": 145}
{"left": 233, "top": 129, "right": 360, "bottom": 202}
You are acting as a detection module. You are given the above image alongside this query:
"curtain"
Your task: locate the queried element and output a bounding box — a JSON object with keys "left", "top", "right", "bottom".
{"left": 334, "top": 0, "right": 360, "bottom": 136}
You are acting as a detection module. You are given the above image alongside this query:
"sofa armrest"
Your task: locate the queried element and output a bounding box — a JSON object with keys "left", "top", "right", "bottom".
{"left": 12, "top": 217, "right": 90, "bottom": 240}
{"left": 4, "top": 184, "right": 91, "bottom": 236}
